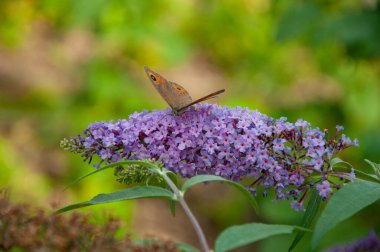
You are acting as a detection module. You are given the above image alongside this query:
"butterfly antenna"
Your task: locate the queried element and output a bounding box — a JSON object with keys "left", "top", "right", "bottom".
{"left": 177, "top": 89, "right": 225, "bottom": 114}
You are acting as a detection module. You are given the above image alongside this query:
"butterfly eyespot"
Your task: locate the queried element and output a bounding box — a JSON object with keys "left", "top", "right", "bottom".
{"left": 150, "top": 75, "right": 157, "bottom": 81}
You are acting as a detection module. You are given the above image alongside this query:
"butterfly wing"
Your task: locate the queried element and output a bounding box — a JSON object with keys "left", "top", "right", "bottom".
{"left": 144, "top": 66, "right": 192, "bottom": 111}
{"left": 177, "top": 89, "right": 225, "bottom": 114}
{"left": 166, "top": 81, "right": 193, "bottom": 110}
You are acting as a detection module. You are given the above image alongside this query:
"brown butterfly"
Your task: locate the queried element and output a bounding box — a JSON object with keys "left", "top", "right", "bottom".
{"left": 144, "top": 66, "right": 225, "bottom": 115}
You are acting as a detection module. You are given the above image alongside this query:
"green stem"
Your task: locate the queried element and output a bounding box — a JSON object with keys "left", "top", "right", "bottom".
{"left": 157, "top": 169, "right": 210, "bottom": 252}
{"left": 80, "top": 160, "right": 210, "bottom": 251}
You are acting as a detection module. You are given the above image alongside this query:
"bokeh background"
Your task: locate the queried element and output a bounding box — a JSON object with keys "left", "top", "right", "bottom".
{"left": 1, "top": 0, "right": 379, "bottom": 251}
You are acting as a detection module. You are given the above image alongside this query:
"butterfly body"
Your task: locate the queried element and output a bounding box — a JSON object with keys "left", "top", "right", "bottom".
{"left": 144, "top": 66, "right": 225, "bottom": 115}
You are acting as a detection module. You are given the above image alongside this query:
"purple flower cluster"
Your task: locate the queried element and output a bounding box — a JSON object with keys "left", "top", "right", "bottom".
{"left": 63, "top": 104, "right": 358, "bottom": 210}
{"left": 326, "top": 230, "right": 380, "bottom": 252}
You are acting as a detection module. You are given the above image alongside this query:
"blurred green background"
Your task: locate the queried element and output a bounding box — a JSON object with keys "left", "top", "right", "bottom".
{"left": 0, "top": 0, "right": 379, "bottom": 251}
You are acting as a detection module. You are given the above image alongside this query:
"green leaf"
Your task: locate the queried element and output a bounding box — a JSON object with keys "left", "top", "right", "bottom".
{"left": 330, "top": 157, "right": 352, "bottom": 169}
{"left": 311, "top": 180, "right": 380, "bottom": 250}
{"left": 56, "top": 186, "right": 174, "bottom": 214}
{"left": 215, "top": 223, "right": 296, "bottom": 252}
{"left": 365, "top": 159, "right": 380, "bottom": 180}
{"left": 353, "top": 169, "right": 380, "bottom": 183}
{"left": 169, "top": 198, "right": 177, "bottom": 216}
{"left": 176, "top": 242, "right": 199, "bottom": 252}
{"left": 288, "top": 189, "right": 321, "bottom": 251}
{"left": 182, "top": 175, "right": 258, "bottom": 211}
{"left": 332, "top": 166, "right": 380, "bottom": 183}
{"left": 64, "top": 160, "right": 157, "bottom": 190}
{"left": 330, "top": 158, "right": 380, "bottom": 183}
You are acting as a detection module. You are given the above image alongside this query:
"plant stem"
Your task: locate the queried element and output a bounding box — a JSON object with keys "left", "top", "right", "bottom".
{"left": 158, "top": 169, "right": 210, "bottom": 252}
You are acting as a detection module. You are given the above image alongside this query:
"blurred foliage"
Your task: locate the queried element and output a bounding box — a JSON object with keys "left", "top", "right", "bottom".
{"left": 0, "top": 192, "right": 179, "bottom": 252}
{"left": 0, "top": 0, "right": 379, "bottom": 251}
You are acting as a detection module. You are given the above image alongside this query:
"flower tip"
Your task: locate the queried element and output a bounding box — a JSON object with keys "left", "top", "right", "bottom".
{"left": 336, "top": 125, "right": 344, "bottom": 131}
{"left": 353, "top": 138, "right": 359, "bottom": 147}
{"left": 291, "top": 201, "right": 305, "bottom": 211}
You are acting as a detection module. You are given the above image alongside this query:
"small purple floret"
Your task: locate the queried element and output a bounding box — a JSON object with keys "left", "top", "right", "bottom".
{"left": 291, "top": 200, "right": 305, "bottom": 212}
{"left": 316, "top": 180, "right": 333, "bottom": 199}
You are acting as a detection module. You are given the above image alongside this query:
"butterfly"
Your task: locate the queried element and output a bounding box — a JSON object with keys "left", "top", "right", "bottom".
{"left": 144, "top": 66, "right": 225, "bottom": 115}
